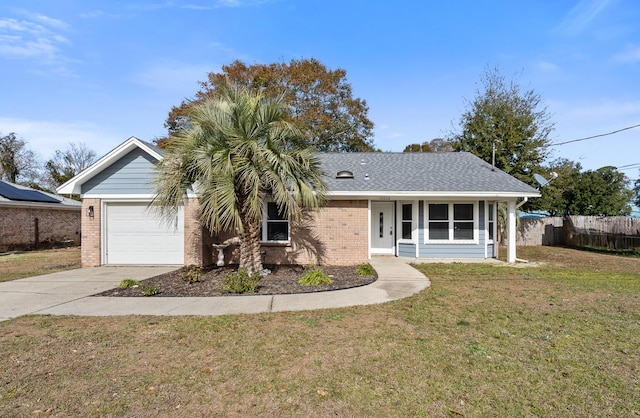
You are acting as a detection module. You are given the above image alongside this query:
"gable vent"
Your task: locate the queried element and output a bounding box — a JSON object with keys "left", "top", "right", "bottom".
{"left": 336, "top": 170, "right": 354, "bottom": 179}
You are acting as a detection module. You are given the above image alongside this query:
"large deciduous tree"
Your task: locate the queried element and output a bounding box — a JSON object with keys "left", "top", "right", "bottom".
{"left": 403, "top": 138, "right": 454, "bottom": 153}
{"left": 162, "top": 58, "right": 375, "bottom": 152}
{"left": 154, "top": 82, "right": 326, "bottom": 275}
{"left": 45, "top": 143, "right": 97, "bottom": 188}
{"left": 449, "top": 67, "right": 554, "bottom": 184}
{"left": 0, "top": 132, "right": 41, "bottom": 184}
{"left": 564, "top": 166, "right": 633, "bottom": 216}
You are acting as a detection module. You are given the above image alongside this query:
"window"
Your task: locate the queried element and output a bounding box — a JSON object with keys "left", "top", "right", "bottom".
{"left": 488, "top": 203, "right": 495, "bottom": 241}
{"left": 401, "top": 203, "right": 413, "bottom": 240}
{"left": 262, "top": 202, "right": 289, "bottom": 242}
{"left": 426, "top": 202, "right": 477, "bottom": 243}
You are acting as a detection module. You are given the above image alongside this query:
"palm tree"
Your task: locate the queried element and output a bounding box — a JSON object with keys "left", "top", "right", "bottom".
{"left": 153, "top": 82, "right": 326, "bottom": 275}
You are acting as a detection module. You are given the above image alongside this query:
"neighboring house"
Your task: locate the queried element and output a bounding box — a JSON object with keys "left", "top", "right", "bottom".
{"left": 0, "top": 180, "right": 81, "bottom": 252}
{"left": 57, "top": 136, "right": 539, "bottom": 267}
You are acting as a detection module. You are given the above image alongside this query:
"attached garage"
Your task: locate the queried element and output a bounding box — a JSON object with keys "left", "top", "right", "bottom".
{"left": 104, "top": 202, "right": 183, "bottom": 265}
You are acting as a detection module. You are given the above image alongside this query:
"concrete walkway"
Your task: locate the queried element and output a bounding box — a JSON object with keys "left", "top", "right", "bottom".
{"left": 0, "top": 258, "right": 430, "bottom": 322}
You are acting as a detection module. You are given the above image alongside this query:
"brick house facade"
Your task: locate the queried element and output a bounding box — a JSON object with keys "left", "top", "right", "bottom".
{"left": 59, "top": 137, "right": 539, "bottom": 266}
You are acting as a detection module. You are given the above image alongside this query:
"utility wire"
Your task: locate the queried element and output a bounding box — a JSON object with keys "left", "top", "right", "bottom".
{"left": 548, "top": 123, "right": 640, "bottom": 147}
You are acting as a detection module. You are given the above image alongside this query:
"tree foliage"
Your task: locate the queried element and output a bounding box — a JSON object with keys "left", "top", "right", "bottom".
{"left": 403, "top": 138, "right": 454, "bottom": 153}
{"left": 530, "top": 160, "right": 633, "bottom": 216}
{"left": 154, "top": 82, "right": 326, "bottom": 275}
{"left": 527, "top": 158, "right": 582, "bottom": 215}
{"left": 564, "top": 166, "right": 633, "bottom": 216}
{"left": 45, "top": 143, "right": 97, "bottom": 188}
{"left": 0, "top": 132, "right": 41, "bottom": 184}
{"left": 449, "top": 67, "right": 554, "bottom": 184}
{"left": 634, "top": 176, "right": 640, "bottom": 209}
{"left": 162, "top": 58, "right": 375, "bottom": 152}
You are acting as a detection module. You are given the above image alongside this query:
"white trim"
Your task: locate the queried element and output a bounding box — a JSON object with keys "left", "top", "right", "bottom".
{"left": 57, "top": 136, "right": 162, "bottom": 195}
{"left": 423, "top": 201, "right": 479, "bottom": 245}
{"left": 396, "top": 200, "right": 417, "bottom": 245}
{"left": 261, "top": 201, "right": 290, "bottom": 243}
{"left": 327, "top": 190, "right": 540, "bottom": 199}
{"left": 367, "top": 200, "right": 371, "bottom": 260}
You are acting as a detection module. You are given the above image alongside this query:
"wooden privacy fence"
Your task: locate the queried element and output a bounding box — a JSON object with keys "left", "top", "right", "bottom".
{"left": 518, "top": 216, "right": 640, "bottom": 251}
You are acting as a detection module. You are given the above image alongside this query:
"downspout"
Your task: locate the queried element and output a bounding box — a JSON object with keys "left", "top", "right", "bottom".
{"left": 513, "top": 197, "right": 528, "bottom": 263}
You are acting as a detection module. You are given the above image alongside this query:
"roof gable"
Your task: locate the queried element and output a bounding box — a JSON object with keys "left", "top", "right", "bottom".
{"left": 57, "top": 136, "right": 163, "bottom": 195}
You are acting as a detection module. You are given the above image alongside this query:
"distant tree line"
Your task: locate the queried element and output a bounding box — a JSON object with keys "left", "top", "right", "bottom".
{"left": 0, "top": 131, "right": 96, "bottom": 193}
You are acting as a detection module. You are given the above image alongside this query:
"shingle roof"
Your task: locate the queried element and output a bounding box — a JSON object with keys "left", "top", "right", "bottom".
{"left": 318, "top": 152, "right": 539, "bottom": 196}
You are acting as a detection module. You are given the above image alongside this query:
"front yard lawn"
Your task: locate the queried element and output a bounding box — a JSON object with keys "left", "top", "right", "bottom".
{"left": 0, "top": 247, "right": 80, "bottom": 282}
{"left": 1, "top": 246, "right": 638, "bottom": 416}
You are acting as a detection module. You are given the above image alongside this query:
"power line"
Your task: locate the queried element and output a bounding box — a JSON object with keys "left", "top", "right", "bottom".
{"left": 548, "top": 123, "right": 640, "bottom": 147}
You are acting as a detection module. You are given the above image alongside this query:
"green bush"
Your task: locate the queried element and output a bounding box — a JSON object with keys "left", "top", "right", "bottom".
{"left": 298, "top": 269, "right": 333, "bottom": 286}
{"left": 139, "top": 283, "right": 159, "bottom": 296}
{"left": 181, "top": 266, "right": 202, "bottom": 283}
{"left": 118, "top": 279, "right": 140, "bottom": 288}
{"left": 356, "top": 263, "right": 375, "bottom": 276}
{"left": 223, "top": 269, "right": 261, "bottom": 294}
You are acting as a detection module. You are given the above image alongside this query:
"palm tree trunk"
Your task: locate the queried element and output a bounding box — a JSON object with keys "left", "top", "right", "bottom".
{"left": 238, "top": 202, "right": 263, "bottom": 275}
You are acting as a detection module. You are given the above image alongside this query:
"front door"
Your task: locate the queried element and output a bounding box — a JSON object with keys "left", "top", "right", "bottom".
{"left": 371, "top": 201, "right": 395, "bottom": 254}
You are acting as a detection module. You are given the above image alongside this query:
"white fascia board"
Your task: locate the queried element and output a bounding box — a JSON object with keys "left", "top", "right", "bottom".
{"left": 57, "top": 136, "right": 164, "bottom": 195}
{"left": 326, "top": 190, "right": 541, "bottom": 199}
{"left": 82, "top": 194, "right": 158, "bottom": 200}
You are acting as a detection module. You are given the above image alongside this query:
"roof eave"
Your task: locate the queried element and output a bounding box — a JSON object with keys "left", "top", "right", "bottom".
{"left": 325, "top": 190, "right": 541, "bottom": 199}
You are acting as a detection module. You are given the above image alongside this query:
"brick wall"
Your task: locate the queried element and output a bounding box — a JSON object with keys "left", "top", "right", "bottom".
{"left": 0, "top": 205, "right": 81, "bottom": 252}
{"left": 223, "top": 200, "right": 369, "bottom": 266}
{"left": 81, "top": 199, "right": 101, "bottom": 267}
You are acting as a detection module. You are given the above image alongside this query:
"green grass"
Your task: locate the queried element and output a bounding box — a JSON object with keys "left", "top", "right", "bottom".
{"left": 0, "top": 246, "right": 638, "bottom": 416}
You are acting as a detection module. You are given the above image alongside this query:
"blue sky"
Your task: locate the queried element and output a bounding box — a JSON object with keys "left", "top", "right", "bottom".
{"left": 1, "top": 0, "right": 639, "bottom": 178}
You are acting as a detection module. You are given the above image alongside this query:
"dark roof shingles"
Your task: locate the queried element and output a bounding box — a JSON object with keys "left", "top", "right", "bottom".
{"left": 317, "top": 152, "right": 538, "bottom": 194}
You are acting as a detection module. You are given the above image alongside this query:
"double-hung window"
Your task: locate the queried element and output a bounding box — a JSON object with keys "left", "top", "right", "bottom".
{"left": 401, "top": 203, "right": 413, "bottom": 240}
{"left": 262, "top": 202, "right": 290, "bottom": 242}
{"left": 426, "top": 202, "right": 477, "bottom": 243}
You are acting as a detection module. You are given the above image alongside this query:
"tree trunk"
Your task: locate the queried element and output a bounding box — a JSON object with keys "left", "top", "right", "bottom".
{"left": 239, "top": 218, "right": 263, "bottom": 276}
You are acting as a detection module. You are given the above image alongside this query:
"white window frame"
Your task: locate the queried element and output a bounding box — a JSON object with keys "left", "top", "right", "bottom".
{"left": 424, "top": 201, "right": 479, "bottom": 244}
{"left": 397, "top": 200, "right": 418, "bottom": 244}
{"left": 261, "top": 201, "right": 290, "bottom": 243}
{"left": 487, "top": 202, "right": 496, "bottom": 244}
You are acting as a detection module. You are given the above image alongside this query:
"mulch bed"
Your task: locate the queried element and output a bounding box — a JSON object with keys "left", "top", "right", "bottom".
{"left": 96, "top": 264, "right": 377, "bottom": 297}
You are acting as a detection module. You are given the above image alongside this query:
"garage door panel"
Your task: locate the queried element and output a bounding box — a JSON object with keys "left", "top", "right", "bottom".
{"left": 105, "top": 202, "right": 183, "bottom": 265}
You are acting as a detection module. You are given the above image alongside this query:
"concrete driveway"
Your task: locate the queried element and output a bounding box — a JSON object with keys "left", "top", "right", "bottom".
{"left": 0, "top": 258, "right": 431, "bottom": 322}
{"left": 0, "top": 266, "right": 178, "bottom": 322}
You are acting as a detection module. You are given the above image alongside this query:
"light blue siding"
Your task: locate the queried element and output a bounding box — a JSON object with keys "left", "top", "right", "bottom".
{"left": 417, "top": 200, "right": 488, "bottom": 258}
{"left": 82, "top": 149, "right": 159, "bottom": 195}
{"left": 398, "top": 243, "right": 415, "bottom": 257}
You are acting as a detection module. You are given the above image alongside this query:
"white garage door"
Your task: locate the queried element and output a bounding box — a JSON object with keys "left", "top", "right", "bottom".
{"left": 105, "top": 202, "right": 184, "bottom": 265}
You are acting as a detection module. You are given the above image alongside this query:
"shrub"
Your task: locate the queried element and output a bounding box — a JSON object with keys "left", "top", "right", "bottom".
{"left": 139, "top": 283, "right": 159, "bottom": 296}
{"left": 298, "top": 269, "right": 333, "bottom": 286}
{"left": 223, "top": 269, "right": 261, "bottom": 294}
{"left": 356, "top": 263, "right": 375, "bottom": 276}
{"left": 118, "top": 279, "right": 139, "bottom": 288}
{"left": 181, "top": 266, "right": 202, "bottom": 283}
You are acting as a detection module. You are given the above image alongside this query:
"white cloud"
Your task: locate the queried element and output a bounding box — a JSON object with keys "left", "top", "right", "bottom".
{"left": 0, "top": 117, "right": 123, "bottom": 158}
{"left": 555, "top": 0, "right": 612, "bottom": 35}
{"left": 0, "top": 13, "right": 70, "bottom": 63}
